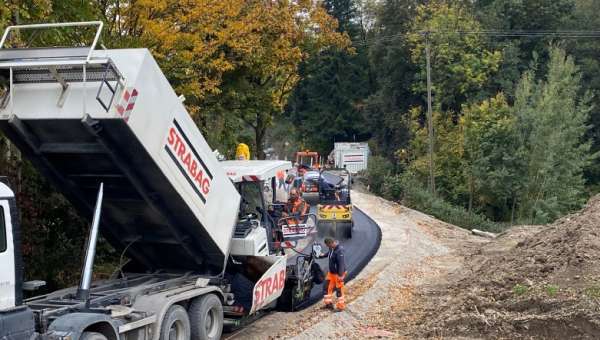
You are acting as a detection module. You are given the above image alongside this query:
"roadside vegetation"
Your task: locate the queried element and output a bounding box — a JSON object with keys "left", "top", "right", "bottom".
{"left": 348, "top": 0, "right": 600, "bottom": 231}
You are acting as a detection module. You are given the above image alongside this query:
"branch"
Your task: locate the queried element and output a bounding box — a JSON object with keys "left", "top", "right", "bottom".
{"left": 277, "top": 73, "right": 296, "bottom": 105}
{"left": 239, "top": 114, "right": 258, "bottom": 130}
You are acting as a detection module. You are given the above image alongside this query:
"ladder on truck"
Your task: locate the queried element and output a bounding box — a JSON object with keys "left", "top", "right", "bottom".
{"left": 0, "top": 22, "right": 124, "bottom": 113}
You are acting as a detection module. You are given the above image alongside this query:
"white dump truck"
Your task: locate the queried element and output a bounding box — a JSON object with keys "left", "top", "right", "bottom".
{"left": 0, "top": 22, "right": 319, "bottom": 340}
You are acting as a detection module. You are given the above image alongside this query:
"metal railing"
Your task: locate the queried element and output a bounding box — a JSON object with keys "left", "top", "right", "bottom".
{"left": 0, "top": 21, "right": 104, "bottom": 63}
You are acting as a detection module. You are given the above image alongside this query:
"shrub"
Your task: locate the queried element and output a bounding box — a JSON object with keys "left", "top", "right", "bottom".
{"left": 545, "top": 284, "right": 559, "bottom": 297}
{"left": 585, "top": 285, "right": 600, "bottom": 299}
{"left": 382, "top": 174, "right": 403, "bottom": 201}
{"left": 365, "top": 156, "right": 393, "bottom": 195}
{"left": 390, "top": 174, "right": 503, "bottom": 232}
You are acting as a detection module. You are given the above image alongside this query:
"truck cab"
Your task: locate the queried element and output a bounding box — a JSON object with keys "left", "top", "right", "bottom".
{"left": 222, "top": 160, "right": 292, "bottom": 256}
{"left": 0, "top": 182, "right": 36, "bottom": 339}
{"left": 0, "top": 182, "right": 16, "bottom": 311}
{"left": 294, "top": 151, "right": 320, "bottom": 175}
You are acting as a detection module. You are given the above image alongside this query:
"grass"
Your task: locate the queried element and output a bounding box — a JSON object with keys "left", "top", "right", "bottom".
{"left": 513, "top": 284, "right": 528, "bottom": 296}
{"left": 584, "top": 285, "right": 600, "bottom": 299}
{"left": 384, "top": 174, "right": 505, "bottom": 232}
{"left": 545, "top": 284, "right": 559, "bottom": 297}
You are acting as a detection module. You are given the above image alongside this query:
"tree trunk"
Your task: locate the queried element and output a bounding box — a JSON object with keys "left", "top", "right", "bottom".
{"left": 255, "top": 127, "right": 265, "bottom": 160}
{"left": 253, "top": 113, "right": 273, "bottom": 159}
{"left": 468, "top": 174, "right": 474, "bottom": 213}
{"left": 510, "top": 195, "right": 517, "bottom": 226}
{"left": 471, "top": 229, "right": 497, "bottom": 239}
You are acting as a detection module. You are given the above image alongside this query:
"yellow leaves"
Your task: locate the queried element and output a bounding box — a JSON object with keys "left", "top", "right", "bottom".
{"left": 123, "top": 0, "right": 348, "bottom": 112}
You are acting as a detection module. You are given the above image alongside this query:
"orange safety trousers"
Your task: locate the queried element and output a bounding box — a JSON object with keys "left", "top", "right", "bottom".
{"left": 323, "top": 272, "right": 346, "bottom": 310}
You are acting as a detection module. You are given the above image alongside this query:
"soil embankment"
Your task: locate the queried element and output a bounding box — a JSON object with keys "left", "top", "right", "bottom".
{"left": 409, "top": 196, "right": 600, "bottom": 339}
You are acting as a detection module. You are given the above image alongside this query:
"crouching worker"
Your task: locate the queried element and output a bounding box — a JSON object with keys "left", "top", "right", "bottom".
{"left": 319, "top": 237, "right": 347, "bottom": 311}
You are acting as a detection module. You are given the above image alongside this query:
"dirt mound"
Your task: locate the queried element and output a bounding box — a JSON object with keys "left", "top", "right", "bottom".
{"left": 412, "top": 195, "right": 600, "bottom": 339}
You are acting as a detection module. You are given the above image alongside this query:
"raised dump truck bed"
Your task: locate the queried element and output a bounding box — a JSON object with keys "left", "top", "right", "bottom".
{"left": 0, "top": 23, "right": 319, "bottom": 339}
{"left": 0, "top": 43, "right": 240, "bottom": 274}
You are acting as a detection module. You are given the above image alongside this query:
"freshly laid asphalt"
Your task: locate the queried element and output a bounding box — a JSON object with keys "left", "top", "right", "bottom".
{"left": 295, "top": 206, "right": 382, "bottom": 309}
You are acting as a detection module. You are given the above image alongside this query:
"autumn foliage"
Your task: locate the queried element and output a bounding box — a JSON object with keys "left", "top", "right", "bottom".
{"left": 121, "top": 0, "right": 351, "bottom": 157}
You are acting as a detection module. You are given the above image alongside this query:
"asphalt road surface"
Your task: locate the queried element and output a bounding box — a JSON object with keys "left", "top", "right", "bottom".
{"left": 299, "top": 206, "right": 382, "bottom": 307}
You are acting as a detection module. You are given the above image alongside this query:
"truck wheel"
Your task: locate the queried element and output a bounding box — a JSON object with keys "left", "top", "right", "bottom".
{"left": 189, "top": 294, "right": 223, "bottom": 340}
{"left": 80, "top": 332, "right": 108, "bottom": 340}
{"left": 160, "top": 305, "right": 191, "bottom": 340}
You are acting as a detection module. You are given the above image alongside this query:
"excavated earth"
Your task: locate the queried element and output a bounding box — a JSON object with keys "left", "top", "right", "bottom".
{"left": 406, "top": 196, "right": 600, "bottom": 339}
{"left": 227, "top": 192, "right": 600, "bottom": 339}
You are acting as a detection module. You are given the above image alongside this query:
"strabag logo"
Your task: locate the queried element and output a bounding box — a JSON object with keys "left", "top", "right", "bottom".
{"left": 253, "top": 269, "right": 286, "bottom": 311}
{"left": 250, "top": 257, "right": 287, "bottom": 314}
{"left": 164, "top": 119, "right": 213, "bottom": 203}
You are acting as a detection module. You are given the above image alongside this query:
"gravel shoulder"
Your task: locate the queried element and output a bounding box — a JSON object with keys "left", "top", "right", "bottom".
{"left": 226, "top": 190, "right": 485, "bottom": 339}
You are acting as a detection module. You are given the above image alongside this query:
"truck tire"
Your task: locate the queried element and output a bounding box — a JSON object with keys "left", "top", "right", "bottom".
{"left": 189, "top": 294, "right": 223, "bottom": 340}
{"left": 80, "top": 332, "right": 108, "bottom": 340}
{"left": 160, "top": 305, "right": 191, "bottom": 340}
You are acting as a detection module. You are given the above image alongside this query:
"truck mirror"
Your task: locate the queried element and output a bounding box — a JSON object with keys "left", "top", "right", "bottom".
{"left": 23, "top": 280, "right": 46, "bottom": 291}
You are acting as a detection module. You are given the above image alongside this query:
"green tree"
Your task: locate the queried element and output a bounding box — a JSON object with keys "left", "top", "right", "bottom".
{"left": 407, "top": 107, "right": 467, "bottom": 205}
{"left": 409, "top": 1, "right": 502, "bottom": 112}
{"left": 514, "top": 46, "right": 593, "bottom": 223}
{"left": 363, "top": 0, "right": 423, "bottom": 160}
{"left": 287, "top": 49, "right": 372, "bottom": 155}
{"left": 475, "top": 0, "right": 576, "bottom": 99}
{"left": 286, "top": 0, "right": 373, "bottom": 155}
{"left": 462, "top": 94, "right": 523, "bottom": 220}
{"left": 399, "top": 1, "right": 501, "bottom": 205}
{"left": 564, "top": 0, "right": 600, "bottom": 190}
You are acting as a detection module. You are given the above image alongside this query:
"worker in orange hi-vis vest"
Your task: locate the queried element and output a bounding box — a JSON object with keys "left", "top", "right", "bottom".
{"left": 276, "top": 169, "right": 286, "bottom": 190}
{"left": 282, "top": 188, "right": 309, "bottom": 225}
{"left": 235, "top": 143, "right": 250, "bottom": 160}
